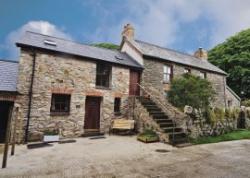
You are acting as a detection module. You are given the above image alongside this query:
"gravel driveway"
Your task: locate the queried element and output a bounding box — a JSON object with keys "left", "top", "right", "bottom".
{"left": 0, "top": 136, "right": 250, "bottom": 178}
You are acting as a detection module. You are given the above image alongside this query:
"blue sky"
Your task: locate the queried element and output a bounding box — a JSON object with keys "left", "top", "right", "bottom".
{"left": 1, "top": 0, "right": 250, "bottom": 60}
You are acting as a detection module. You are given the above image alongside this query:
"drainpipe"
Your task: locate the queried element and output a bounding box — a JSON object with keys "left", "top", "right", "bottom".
{"left": 223, "top": 76, "right": 227, "bottom": 108}
{"left": 24, "top": 49, "right": 36, "bottom": 143}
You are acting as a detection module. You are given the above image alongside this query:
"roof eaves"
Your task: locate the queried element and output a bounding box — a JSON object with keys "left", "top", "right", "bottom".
{"left": 142, "top": 53, "right": 227, "bottom": 75}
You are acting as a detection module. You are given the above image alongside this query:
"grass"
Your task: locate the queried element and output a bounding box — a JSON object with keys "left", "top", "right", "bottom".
{"left": 191, "top": 129, "right": 250, "bottom": 145}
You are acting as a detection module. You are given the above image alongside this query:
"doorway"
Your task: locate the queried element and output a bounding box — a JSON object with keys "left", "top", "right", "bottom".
{"left": 0, "top": 101, "right": 14, "bottom": 143}
{"left": 129, "top": 70, "right": 140, "bottom": 96}
{"left": 84, "top": 96, "right": 101, "bottom": 132}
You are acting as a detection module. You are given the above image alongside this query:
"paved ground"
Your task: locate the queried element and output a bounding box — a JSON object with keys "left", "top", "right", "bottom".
{"left": 0, "top": 136, "right": 250, "bottom": 178}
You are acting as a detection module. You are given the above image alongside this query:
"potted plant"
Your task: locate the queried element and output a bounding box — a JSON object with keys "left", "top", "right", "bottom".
{"left": 43, "top": 129, "right": 60, "bottom": 142}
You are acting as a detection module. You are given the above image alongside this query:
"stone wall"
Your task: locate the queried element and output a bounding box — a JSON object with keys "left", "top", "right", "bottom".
{"left": 186, "top": 108, "right": 250, "bottom": 138}
{"left": 142, "top": 58, "right": 227, "bottom": 108}
{"left": 15, "top": 48, "right": 131, "bottom": 143}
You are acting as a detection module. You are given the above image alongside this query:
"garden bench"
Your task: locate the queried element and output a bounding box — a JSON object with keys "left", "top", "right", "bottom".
{"left": 110, "top": 119, "right": 135, "bottom": 135}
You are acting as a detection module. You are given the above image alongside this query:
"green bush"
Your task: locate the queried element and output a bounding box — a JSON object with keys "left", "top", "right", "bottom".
{"left": 214, "top": 107, "right": 225, "bottom": 121}
{"left": 204, "top": 108, "right": 216, "bottom": 125}
{"left": 242, "top": 99, "right": 250, "bottom": 107}
{"left": 168, "top": 73, "right": 215, "bottom": 110}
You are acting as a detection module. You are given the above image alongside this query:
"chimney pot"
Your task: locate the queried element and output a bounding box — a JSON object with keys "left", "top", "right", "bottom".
{"left": 122, "top": 23, "right": 134, "bottom": 41}
{"left": 194, "top": 47, "right": 208, "bottom": 60}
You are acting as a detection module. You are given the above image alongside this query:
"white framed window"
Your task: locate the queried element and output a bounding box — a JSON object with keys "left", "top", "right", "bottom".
{"left": 163, "top": 65, "right": 172, "bottom": 83}
{"left": 199, "top": 71, "right": 206, "bottom": 79}
{"left": 184, "top": 68, "right": 191, "bottom": 74}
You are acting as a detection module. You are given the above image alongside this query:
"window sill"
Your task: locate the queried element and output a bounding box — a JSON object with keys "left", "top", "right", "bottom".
{"left": 50, "top": 112, "right": 70, "bottom": 116}
{"left": 114, "top": 112, "right": 122, "bottom": 116}
{"left": 163, "top": 82, "right": 170, "bottom": 84}
{"left": 95, "top": 86, "right": 112, "bottom": 90}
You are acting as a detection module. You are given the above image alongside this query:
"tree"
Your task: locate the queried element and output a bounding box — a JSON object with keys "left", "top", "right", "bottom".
{"left": 208, "top": 28, "right": 250, "bottom": 99}
{"left": 92, "top": 43, "right": 120, "bottom": 50}
{"left": 168, "top": 74, "right": 215, "bottom": 110}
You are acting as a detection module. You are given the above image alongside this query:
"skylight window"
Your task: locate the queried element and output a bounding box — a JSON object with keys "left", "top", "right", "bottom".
{"left": 44, "top": 40, "right": 57, "bottom": 46}
{"left": 115, "top": 56, "right": 123, "bottom": 60}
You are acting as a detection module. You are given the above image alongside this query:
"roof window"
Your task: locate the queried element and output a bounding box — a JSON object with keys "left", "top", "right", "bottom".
{"left": 44, "top": 40, "right": 57, "bottom": 46}
{"left": 115, "top": 55, "right": 124, "bottom": 60}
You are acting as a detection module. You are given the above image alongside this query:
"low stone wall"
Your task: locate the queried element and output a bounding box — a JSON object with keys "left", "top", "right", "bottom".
{"left": 187, "top": 108, "right": 250, "bottom": 138}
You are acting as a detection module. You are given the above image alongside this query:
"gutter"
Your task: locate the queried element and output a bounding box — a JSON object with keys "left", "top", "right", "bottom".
{"left": 24, "top": 49, "right": 36, "bottom": 143}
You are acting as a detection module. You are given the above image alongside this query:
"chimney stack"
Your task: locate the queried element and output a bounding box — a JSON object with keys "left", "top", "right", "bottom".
{"left": 194, "top": 47, "right": 208, "bottom": 60}
{"left": 122, "top": 23, "right": 134, "bottom": 41}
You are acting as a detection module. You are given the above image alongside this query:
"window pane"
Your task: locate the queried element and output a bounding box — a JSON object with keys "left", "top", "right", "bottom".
{"left": 50, "top": 94, "right": 71, "bottom": 114}
{"left": 96, "top": 63, "right": 111, "bottom": 87}
{"left": 114, "top": 98, "right": 121, "bottom": 113}
{"left": 163, "top": 74, "right": 170, "bottom": 83}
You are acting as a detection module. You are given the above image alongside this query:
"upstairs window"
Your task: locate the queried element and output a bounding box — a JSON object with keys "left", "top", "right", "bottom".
{"left": 114, "top": 97, "right": 121, "bottom": 115}
{"left": 184, "top": 68, "right": 191, "bottom": 74}
{"left": 96, "top": 63, "right": 112, "bottom": 88}
{"left": 50, "top": 94, "right": 71, "bottom": 115}
{"left": 163, "top": 65, "right": 172, "bottom": 83}
{"left": 199, "top": 71, "right": 207, "bottom": 79}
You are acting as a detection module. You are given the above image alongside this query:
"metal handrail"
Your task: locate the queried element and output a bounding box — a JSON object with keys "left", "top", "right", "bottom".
{"left": 136, "top": 83, "right": 178, "bottom": 145}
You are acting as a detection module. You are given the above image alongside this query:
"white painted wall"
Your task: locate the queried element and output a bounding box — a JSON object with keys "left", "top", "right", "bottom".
{"left": 121, "top": 41, "right": 144, "bottom": 66}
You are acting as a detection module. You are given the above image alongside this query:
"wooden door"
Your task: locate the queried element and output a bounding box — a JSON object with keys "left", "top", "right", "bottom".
{"left": 129, "top": 70, "right": 140, "bottom": 96}
{"left": 84, "top": 97, "right": 101, "bottom": 131}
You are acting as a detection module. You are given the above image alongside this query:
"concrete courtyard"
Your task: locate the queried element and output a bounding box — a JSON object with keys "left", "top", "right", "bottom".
{"left": 0, "top": 136, "right": 250, "bottom": 178}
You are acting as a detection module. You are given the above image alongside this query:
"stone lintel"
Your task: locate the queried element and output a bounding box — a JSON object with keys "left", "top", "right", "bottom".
{"left": 86, "top": 90, "right": 103, "bottom": 97}
{"left": 51, "top": 87, "right": 74, "bottom": 94}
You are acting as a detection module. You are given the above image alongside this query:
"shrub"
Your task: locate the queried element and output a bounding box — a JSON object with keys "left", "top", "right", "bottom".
{"left": 205, "top": 108, "right": 216, "bottom": 125}
{"left": 242, "top": 99, "right": 250, "bottom": 107}
{"left": 214, "top": 107, "right": 225, "bottom": 121}
{"left": 168, "top": 73, "right": 215, "bottom": 110}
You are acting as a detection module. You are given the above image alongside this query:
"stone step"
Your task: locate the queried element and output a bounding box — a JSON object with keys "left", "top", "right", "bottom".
{"left": 170, "top": 137, "right": 189, "bottom": 145}
{"left": 149, "top": 111, "right": 165, "bottom": 115}
{"left": 153, "top": 114, "right": 168, "bottom": 119}
{"left": 169, "top": 132, "right": 187, "bottom": 140}
{"left": 81, "top": 132, "right": 104, "bottom": 137}
{"left": 155, "top": 119, "right": 172, "bottom": 123}
{"left": 162, "top": 127, "right": 183, "bottom": 133}
{"left": 159, "top": 122, "right": 174, "bottom": 128}
{"left": 145, "top": 107, "right": 161, "bottom": 111}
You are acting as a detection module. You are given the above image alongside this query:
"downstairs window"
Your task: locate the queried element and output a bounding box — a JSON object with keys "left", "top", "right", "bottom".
{"left": 50, "top": 94, "right": 71, "bottom": 115}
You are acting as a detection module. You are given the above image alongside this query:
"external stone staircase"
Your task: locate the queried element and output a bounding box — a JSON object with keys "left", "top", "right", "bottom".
{"left": 138, "top": 96, "right": 189, "bottom": 145}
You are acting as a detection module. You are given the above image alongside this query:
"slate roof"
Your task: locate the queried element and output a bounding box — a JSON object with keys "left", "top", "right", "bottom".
{"left": 134, "top": 40, "right": 226, "bottom": 75}
{"left": 0, "top": 59, "right": 18, "bottom": 92}
{"left": 16, "top": 31, "right": 143, "bottom": 69}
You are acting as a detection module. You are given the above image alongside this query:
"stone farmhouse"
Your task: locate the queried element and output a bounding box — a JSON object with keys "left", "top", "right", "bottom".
{"left": 0, "top": 24, "right": 240, "bottom": 144}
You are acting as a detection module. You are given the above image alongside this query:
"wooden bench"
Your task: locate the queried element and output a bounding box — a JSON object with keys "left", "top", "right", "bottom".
{"left": 110, "top": 119, "right": 135, "bottom": 135}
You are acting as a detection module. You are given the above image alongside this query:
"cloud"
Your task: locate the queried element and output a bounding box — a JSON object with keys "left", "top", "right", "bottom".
{"left": 89, "top": 0, "right": 250, "bottom": 49}
{"left": 5, "top": 21, "right": 72, "bottom": 60}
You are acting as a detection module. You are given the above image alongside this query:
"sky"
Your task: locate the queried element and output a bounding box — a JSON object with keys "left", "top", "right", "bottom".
{"left": 1, "top": 0, "right": 250, "bottom": 61}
